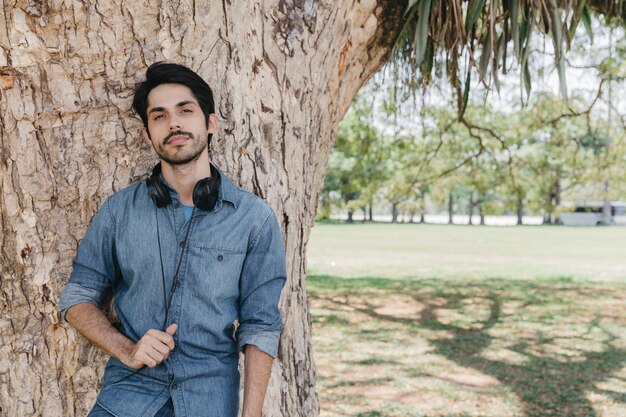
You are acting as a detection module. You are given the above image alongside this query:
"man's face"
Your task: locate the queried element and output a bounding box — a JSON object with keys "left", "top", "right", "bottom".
{"left": 143, "top": 83, "right": 216, "bottom": 165}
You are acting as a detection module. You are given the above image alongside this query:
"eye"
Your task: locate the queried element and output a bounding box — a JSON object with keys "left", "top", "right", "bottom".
{"left": 182, "top": 108, "right": 193, "bottom": 113}
{"left": 153, "top": 114, "right": 165, "bottom": 121}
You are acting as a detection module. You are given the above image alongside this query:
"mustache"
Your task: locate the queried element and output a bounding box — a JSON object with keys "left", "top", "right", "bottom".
{"left": 164, "top": 130, "right": 193, "bottom": 144}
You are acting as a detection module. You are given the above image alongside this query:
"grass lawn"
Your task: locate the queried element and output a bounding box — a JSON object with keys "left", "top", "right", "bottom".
{"left": 306, "top": 223, "right": 626, "bottom": 417}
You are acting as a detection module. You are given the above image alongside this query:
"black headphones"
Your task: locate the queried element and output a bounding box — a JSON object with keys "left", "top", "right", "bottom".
{"left": 146, "top": 163, "right": 220, "bottom": 211}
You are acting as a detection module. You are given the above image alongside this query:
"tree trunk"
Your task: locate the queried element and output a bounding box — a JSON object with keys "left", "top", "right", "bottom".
{"left": 347, "top": 210, "right": 354, "bottom": 224}
{"left": 448, "top": 192, "right": 454, "bottom": 224}
{"left": 544, "top": 210, "right": 552, "bottom": 224}
{"left": 479, "top": 205, "right": 485, "bottom": 225}
{"left": 468, "top": 192, "right": 474, "bottom": 225}
{"left": 516, "top": 195, "right": 524, "bottom": 225}
{"left": 545, "top": 211, "right": 553, "bottom": 224}
{"left": 368, "top": 203, "right": 373, "bottom": 222}
{"left": 0, "top": 1, "right": 408, "bottom": 416}
{"left": 554, "top": 178, "right": 562, "bottom": 225}
{"left": 601, "top": 192, "right": 612, "bottom": 225}
{"left": 391, "top": 202, "right": 398, "bottom": 223}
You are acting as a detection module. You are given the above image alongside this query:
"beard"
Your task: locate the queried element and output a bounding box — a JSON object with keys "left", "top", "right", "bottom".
{"left": 154, "top": 130, "right": 208, "bottom": 165}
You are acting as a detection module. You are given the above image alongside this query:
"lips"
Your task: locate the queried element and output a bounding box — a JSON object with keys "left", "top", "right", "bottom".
{"left": 167, "top": 134, "right": 191, "bottom": 145}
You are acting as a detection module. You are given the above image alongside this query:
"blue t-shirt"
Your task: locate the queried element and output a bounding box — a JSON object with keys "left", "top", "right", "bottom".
{"left": 182, "top": 204, "right": 194, "bottom": 222}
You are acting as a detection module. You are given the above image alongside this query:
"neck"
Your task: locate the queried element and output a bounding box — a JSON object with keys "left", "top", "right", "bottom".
{"left": 161, "top": 152, "right": 212, "bottom": 206}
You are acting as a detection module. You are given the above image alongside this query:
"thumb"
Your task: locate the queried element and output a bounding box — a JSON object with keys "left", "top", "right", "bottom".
{"left": 165, "top": 323, "right": 178, "bottom": 335}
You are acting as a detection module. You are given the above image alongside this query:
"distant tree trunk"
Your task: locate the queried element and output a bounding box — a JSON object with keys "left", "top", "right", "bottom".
{"left": 554, "top": 178, "right": 562, "bottom": 225}
{"left": 361, "top": 207, "right": 367, "bottom": 222}
{"left": 347, "top": 210, "right": 354, "bottom": 223}
{"left": 420, "top": 212, "right": 426, "bottom": 223}
{"left": 516, "top": 196, "right": 524, "bottom": 225}
{"left": 0, "top": 1, "right": 408, "bottom": 416}
{"left": 601, "top": 192, "right": 612, "bottom": 225}
{"left": 545, "top": 189, "right": 555, "bottom": 224}
{"left": 468, "top": 192, "right": 475, "bottom": 225}
{"left": 391, "top": 202, "right": 399, "bottom": 223}
{"left": 544, "top": 210, "right": 553, "bottom": 224}
{"left": 368, "top": 204, "right": 374, "bottom": 222}
{"left": 448, "top": 192, "right": 454, "bottom": 224}
{"left": 479, "top": 205, "right": 485, "bottom": 225}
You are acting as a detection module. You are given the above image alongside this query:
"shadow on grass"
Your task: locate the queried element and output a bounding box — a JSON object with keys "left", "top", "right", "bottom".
{"left": 309, "top": 274, "right": 626, "bottom": 417}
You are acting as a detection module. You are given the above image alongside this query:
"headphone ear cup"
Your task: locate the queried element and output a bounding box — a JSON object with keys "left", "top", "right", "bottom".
{"left": 147, "top": 163, "right": 172, "bottom": 208}
{"left": 193, "top": 177, "right": 219, "bottom": 211}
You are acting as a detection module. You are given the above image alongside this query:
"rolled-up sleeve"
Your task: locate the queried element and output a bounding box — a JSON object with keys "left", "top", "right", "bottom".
{"left": 236, "top": 210, "right": 287, "bottom": 358}
{"left": 59, "top": 198, "right": 118, "bottom": 320}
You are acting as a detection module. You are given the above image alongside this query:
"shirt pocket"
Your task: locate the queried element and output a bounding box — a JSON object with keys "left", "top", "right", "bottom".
{"left": 186, "top": 245, "right": 246, "bottom": 297}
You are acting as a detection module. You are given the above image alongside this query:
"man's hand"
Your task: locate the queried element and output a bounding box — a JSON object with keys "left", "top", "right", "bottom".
{"left": 65, "top": 303, "right": 180, "bottom": 370}
{"left": 125, "top": 324, "right": 177, "bottom": 369}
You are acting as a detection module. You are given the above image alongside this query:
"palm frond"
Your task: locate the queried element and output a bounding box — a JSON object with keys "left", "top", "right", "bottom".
{"left": 394, "top": 0, "right": 625, "bottom": 111}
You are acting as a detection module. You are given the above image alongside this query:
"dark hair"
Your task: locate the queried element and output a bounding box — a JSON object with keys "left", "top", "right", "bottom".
{"left": 132, "top": 62, "right": 215, "bottom": 143}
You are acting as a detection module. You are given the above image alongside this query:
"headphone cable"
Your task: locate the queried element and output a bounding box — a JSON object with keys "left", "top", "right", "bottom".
{"left": 110, "top": 205, "right": 196, "bottom": 386}
{"left": 162, "top": 205, "right": 197, "bottom": 329}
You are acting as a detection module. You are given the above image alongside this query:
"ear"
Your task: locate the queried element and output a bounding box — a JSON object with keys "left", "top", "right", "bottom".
{"left": 206, "top": 114, "right": 218, "bottom": 134}
{"left": 142, "top": 127, "right": 153, "bottom": 147}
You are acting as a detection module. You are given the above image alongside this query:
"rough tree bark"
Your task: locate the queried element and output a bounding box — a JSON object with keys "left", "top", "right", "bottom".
{"left": 0, "top": 1, "right": 407, "bottom": 416}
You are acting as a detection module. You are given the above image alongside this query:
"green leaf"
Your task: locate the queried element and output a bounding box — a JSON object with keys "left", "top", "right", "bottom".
{"left": 421, "top": 37, "right": 435, "bottom": 82}
{"left": 519, "top": 5, "right": 537, "bottom": 102}
{"left": 413, "top": 0, "right": 432, "bottom": 67}
{"left": 494, "top": 32, "right": 505, "bottom": 92}
{"left": 556, "top": 57, "right": 568, "bottom": 103}
{"left": 582, "top": 6, "right": 594, "bottom": 44}
{"left": 550, "top": 8, "right": 568, "bottom": 103}
{"left": 405, "top": 0, "right": 421, "bottom": 17}
{"left": 460, "top": 70, "right": 471, "bottom": 119}
{"left": 465, "top": 0, "right": 486, "bottom": 37}
{"left": 500, "top": 28, "right": 508, "bottom": 75}
{"left": 568, "top": 0, "right": 586, "bottom": 43}
{"left": 478, "top": 30, "right": 492, "bottom": 82}
{"left": 523, "top": 60, "right": 532, "bottom": 98}
{"left": 510, "top": 0, "right": 520, "bottom": 58}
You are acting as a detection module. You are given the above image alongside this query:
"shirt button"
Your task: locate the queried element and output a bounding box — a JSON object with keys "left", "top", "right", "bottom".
{"left": 172, "top": 383, "right": 178, "bottom": 390}
{"left": 173, "top": 202, "right": 180, "bottom": 208}
{"left": 179, "top": 240, "right": 186, "bottom": 248}
{"left": 217, "top": 254, "right": 224, "bottom": 262}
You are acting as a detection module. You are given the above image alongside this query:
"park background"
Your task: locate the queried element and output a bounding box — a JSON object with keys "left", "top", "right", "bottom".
{"left": 307, "top": 6, "right": 626, "bottom": 415}
{"left": 0, "top": 1, "right": 625, "bottom": 417}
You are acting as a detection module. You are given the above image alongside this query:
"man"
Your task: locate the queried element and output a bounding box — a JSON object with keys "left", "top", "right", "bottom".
{"left": 60, "top": 62, "right": 286, "bottom": 417}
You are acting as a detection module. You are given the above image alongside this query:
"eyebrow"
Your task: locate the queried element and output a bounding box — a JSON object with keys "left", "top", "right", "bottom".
{"left": 148, "top": 100, "right": 196, "bottom": 114}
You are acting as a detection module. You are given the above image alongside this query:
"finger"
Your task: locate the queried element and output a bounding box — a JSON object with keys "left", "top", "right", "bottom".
{"left": 135, "top": 350, "right": 158, "bottom": 368}
{"left": 150, "top": 339, "right": 172, "bottom": 357}
{"left": 165, "top": 323, "right": 177, "bottom": 336}
{"left": 142, "top": 345, "right": 166, "bottom": 365}
{"left": 150, "top": 329, "right": 176, "bottom": 350}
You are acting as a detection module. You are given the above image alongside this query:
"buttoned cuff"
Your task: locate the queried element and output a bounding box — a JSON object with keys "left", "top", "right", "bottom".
{"left": 59, "top": 282, "right": 106, "bottom": 321}
{"left": 237, "top": 329, "right": 282, "bottom": 359}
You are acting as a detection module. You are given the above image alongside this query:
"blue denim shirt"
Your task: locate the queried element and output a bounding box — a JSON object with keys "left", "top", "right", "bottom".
{"left": 59, "top": 168, "right": 286, "bottom": 417}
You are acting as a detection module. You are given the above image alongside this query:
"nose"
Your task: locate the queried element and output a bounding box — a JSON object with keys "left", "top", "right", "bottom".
{"left": 168, "top": 117, "right": 182, "bottom": 131}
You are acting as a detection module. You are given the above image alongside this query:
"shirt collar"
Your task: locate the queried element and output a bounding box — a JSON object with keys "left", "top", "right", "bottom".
{"left": 157, "top": 163, "right": 240, "bottom": 210}
{"left": 212, "top": 165, "right": 240, "bottom": 209}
